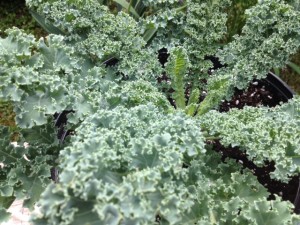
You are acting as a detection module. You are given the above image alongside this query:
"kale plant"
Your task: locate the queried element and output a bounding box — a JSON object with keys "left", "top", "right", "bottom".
{"left": 0, "top": 0, "right": 300, "bottom": 224}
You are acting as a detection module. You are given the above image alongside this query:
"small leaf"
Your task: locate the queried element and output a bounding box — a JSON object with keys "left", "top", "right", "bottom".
{"left": 0, "top": 207, "right": 10, "bottom": 223}
{"left": 166, "top": 47, "right": 189, "bottom": 109}
{"left": 273, "top": 68, "right": 281, "bottom": 76}
{"left": 0, "top": 196, "right": 15, "bottom": 209}
{"left": 288, "top": 61, "right": 300, "bottom": 75}
{"left": 185, "top": 103, "right": 199, "bottom": 116}
{"left": 113, "top": 0, "right": 140, "bottom": 18}
{"left": 143, "top": 26, "right": 158, "bottom": 43}
{"left": 185, "top": 87, "right": 200, "bottom": 116}
{"left": 187, "top": 88, "right": 200, "bottom": 106}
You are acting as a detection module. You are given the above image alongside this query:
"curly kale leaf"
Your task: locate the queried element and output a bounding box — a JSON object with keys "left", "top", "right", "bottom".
{"left": 217, "top": 0, "right": 300, "bottom": 90}
{"left": 145, "top": 0, "right": 230, "bottom": 84}
{"left": 0, "top": 120, "right": 64, "bottom": 217}
{"left": 105, "top": 80, "right": 173, "bottom": 111}
{"left": 0, "top": 28, "right": 118, "bottom": 128}
{"left": 196, "top": 0, "right": 300, "bottom": 114}
{"left": 31, "top": 105, "right": 206, "bottom": 224}
{"left": 27, "top": 0, "right": 163, "bottom": 82}
{"left": 30, "top": 104, "right": 300, "bottom": 224}
{"left": 201, "top": 96, "right": 300, "bottom": 182}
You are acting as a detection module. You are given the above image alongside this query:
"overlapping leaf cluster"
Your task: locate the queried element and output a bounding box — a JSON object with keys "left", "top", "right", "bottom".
{"left": 0, "top": 27, "right": 169, "bottom": 220}
{"left": 201, "top": 97, "right": 300, "bottom": 182}
{"left": 217, "top": 0, "right": 300, "bottom": 89}
{"left": 0, "top": 0, "right": 300, "bottom": 224}
{"left": 26, "top": 0, "right": 162, "bottom": 82}
{"left": 0, "top": 29, "right": 97, "bottom": 128}
{"left": 31, "top": 105, "right": 300, "bottom": 225}
{"left": 0, "top": 122, "right": 60, "bottom": 219}
{"left": 201, "top": 0, "right": 300, "bottom": 113}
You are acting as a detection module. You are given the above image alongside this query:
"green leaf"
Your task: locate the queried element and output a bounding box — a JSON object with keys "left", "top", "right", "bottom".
{"left": 0, "top": 207, "right": 10, "bottom": 223}
{"left": 38, "top": 36, "right": 73, "bottom": 73}
{"left": 143, "top": 26, "right": 158, "bottom": 43}
{"left": 197, "top": 75, "right": 231, "bottom": 116}
{"left": 166, "top": 47, "right": 189, "bottom": 110}
{"left": 200, "top": 96, "right": 300, "bottom": 181}
{"left": 22, "top": 176, "right": 48, "bottom": 209}
{"left": 185, "top": 87, "right": 200, "bottom": 116}
{"left": 288, "top": 61, "right": 300, "bottom": 75}
{"left": 187, "top": 88, "right": 200, "bottom": 106}
{"left": 273, "top": 67, "right": 281, "bottom": 76}
{"left": 0, "top": 126, "right": 26, "bottom": 165}
{"left": 0, "top": 196, "right": 15, "bottom": 209}
{"left": 245, "top": 199, "right": 298, "bottom": 225}
{"left": 113, "top": 0, "right": 140, "bottom": 18}
{"left": 0, "top": 123, "right": 59, "bottom": 212}
{"left": 29, "top": 10, "right": 65, "bottom": 35}
{"left": 185, "top": 103, "right": 199, "bottom": 117}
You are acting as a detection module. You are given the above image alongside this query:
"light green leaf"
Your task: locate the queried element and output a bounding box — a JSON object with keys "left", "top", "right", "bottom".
{"left": 288, "top": 61, "right": 300, "bottom": 75}
{"left": 166, "top": 47, "right": 189, "bottom": 110}
{"left": 0, "top": 196, "right": 15, "bottom": 209}
{"left": 143, "top": 26, "right": 158, "bottom": 43}
{"left": 29, "top": 10, "right": 65, "bottom": 35}
{"left": 0, "top": 208, "right": 10, "bottom": 223}
{"left": 113, "top": 0, "right": 140, "bottom": 18}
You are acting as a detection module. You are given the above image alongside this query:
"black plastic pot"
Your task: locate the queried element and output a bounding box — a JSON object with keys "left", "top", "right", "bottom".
{"left": 218, "top": 68, "right": 296, "bottom": 112}
{"left": 51, "top": 110, "right": 74, "bottom": 183}
{"left": 54, "top": 110, "right": 74, "bottom": 141}
{"left": 265, "top": 72, "right": 295, "bottom": 101}
{"left": 295, "top": 183, "right": 300, "bottom": 214}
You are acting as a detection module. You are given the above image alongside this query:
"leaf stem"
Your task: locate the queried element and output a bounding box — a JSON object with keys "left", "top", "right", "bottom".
{"left": 205, "top": 136, "right": 220, "bottom": 141}
{"left": 128, "top": 0, "right": 133, "bottom": 14}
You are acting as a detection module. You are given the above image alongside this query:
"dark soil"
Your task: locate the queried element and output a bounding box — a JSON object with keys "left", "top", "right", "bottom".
{"left": 219, "top": 76, "right": 290, "bottom": 112}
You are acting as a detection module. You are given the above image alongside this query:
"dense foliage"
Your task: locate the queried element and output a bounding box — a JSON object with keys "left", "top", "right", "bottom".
{"left": 1, "top": 0, "right": 300, "bottom": 224}
{"left": 0, "top": 0, "right": 46, "bottom": 38}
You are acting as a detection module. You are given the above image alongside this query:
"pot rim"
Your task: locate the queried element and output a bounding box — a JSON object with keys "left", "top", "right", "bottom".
{"left": 264, "top": 72, "right": 295, "bottom": 100}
